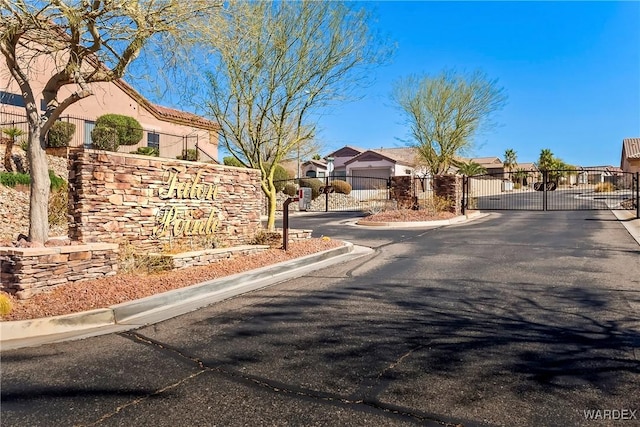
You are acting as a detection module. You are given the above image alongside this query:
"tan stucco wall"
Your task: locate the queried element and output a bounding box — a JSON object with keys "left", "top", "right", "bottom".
{"left": 1, "top": 48, "right": 217, "bottom": 161}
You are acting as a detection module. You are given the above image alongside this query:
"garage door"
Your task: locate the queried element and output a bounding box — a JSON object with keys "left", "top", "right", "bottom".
{"left": 349, "top": 169, "right": 390, "bottom": 190}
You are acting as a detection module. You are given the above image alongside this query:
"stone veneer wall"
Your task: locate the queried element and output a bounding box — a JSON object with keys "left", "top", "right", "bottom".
{"left": 390, "top": 176, "right": 416, "bottom": 209}
{"left": 433, "top": 175, "right": 463, "bottom": 215}
{"left": 68, "top": 149, "right": 263, "bottom": 251}
{"left": 0, "top": 243, "right": 119, "bottom": 299}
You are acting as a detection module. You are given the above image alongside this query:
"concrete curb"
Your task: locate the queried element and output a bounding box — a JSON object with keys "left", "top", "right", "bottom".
{"left": 611, "top": 209, "right": 640, "bottom": 246}
{"left": 1, "top": 242, "right": 372, "bottom": 350}
{"left": 355, "top": 211, "right": 487, "bottom": 228}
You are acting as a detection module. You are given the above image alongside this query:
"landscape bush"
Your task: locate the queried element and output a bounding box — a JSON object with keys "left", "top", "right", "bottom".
{"left": 48, "top": 184, "right": 68, "bottom": 227}
{"left": 176, "top": 149, "right": 198, "bottom": 161}
{"left": 91, "top": 126, "right": 120, "bottom": 151}
{"left": 130, "top": 146, "right": 159, "bottom": 157}
{"left": 94, "top": 114, "right": 143, "bottom": 146}
{"left": 594, "top": 182, "right": 614, "bottom": 193}
{"left": 298, "top": 178, "right": 323, "bottom": 200}
{"left": 270, "top": 164, "right": 290, "bottom": 192}
{"left": 0, "top": 170, "right": 66, "bottom": 191}
{"left": 0, "top": 292, "right": 12, "bottom": 317}
{"left": 46, "top": 121, "right": 76, "bottom": 148}
{"left": 330, "top": 179, "right": 351, "bottom": 195}
{"left": 0, "top": 172, "right": 31, "bottom": 187}
{"left": 283, "top": 183, "right": 298, "bottom": 197}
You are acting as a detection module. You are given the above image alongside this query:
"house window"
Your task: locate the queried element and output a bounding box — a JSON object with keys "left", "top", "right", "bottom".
{"left": 147, "top": 132, "right": 160, "bottom": 150}
{"left": 306, "top": 170, "right": 317, "bottom": 178}
{"left": 0, "top": 91, "right": 25, "bottom": 108}
{"left": 317, "top": 171, "right": 326, "bottom": 178}
{"left": 84, "top": 121, "right": 95, "bottom": 148}
{"left": 405, "top": 169, "right": 412, "bottom": 175}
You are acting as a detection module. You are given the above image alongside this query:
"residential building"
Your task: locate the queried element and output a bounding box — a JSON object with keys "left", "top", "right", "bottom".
{"left": 1, "top": 44, "right": 218, "bottom": 161}
{"left": 621, "top": 138, "right": 640, "bottom": 174}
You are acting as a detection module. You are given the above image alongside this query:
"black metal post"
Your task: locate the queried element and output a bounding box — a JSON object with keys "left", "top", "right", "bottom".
{"left": 282, "top": 197, "right": 296, "bottom": 251}
{"left": 636, "top": 172, "right": 640, "bottom": 219}
{"left": 542, "top": 170, "right": 548, "bottom": 211}
{"left": 462, "top": 175, "right": 467, "bottom": 215}
{"left": 325, "top": 176, "right": 329, "bottom": 213}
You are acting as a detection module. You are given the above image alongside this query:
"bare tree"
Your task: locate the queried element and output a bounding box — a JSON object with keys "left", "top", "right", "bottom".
{"left": 0, "top": 0, "right": 219, "bottom": 243}
{"left": 201, "top": 0, "right": 390, "bottom": 231}
{"left": 392, "top": 70, "right": 507, "bottom": 175}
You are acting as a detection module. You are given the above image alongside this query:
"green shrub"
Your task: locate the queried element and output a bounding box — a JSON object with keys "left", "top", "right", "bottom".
{"left": 223, "top": 156, "right": 244, "bottom": 167}
{"left": 49, "top": 169, "right": 66, "bottom": 191}
{"left": 283, "top": 183, "right": 298, "bottom": 197}
{"left": 94, "top": 114, "right": 143, "bottom": 146}
{"left": 0, "top": 172, "right": 31, "bottom": 187}
{"left": 330, "top": 179, "right": 352, "bottom": 195}
{"left": 176, "top": 149, "right": 198, "bottom": 161}
{"left": 47, "top": 121, "right": 76, "bottom": 148}
{"left": 19, "top": 141, "right": 28, "bottom": 151}
{"left": 299, "top": 178, "right": 323, "bottom": 200}
{"left": 272, "top": 164, "right": 289, "bottom": 192}
{"left": 91, "top": 126, "right": 119, "bottom": 151}
{"left": 131, "top": 146, "right": 159, "bottom": 157}
{"left": 0, "top": 170, "right": 66, "bottom": 191}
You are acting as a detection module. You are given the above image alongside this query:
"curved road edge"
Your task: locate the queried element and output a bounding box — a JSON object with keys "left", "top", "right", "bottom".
{"left": 0, "top": 242, "right": 374, "bottom": 351}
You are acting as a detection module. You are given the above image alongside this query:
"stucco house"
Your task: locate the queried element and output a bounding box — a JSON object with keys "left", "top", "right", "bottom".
{"left": 301, "top": 158, "right": 329, "bottom": 178}
{"left": 621, "top": 138, "right": 640, "bottom": 174}
{"left": 1, "top": 45, "right": 219, "bottom": 161}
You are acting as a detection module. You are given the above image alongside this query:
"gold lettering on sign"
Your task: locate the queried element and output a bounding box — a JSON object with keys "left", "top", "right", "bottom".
{"left": 152, "top": 206, "right": 219, "bottom": 238}
{"left": 158, "top": 169, "right": 219, "bottom": 201}
{"left": 153, "top": 168, "right": 221, "bottom": 238}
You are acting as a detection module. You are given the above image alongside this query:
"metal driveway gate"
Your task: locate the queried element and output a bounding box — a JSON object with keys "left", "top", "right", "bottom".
{"left": 463, "top": 170, "right": 639, "bottom": 218}
{"left": 271, "top": 176, "right": 391, "bottom": 213}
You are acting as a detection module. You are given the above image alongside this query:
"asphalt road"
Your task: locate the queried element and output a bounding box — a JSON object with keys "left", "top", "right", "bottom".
{"left": 2, "top": 210, "right": 639, "bottom": 427}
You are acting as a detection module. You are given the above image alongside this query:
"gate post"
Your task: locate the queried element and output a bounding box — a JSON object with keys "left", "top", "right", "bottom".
{"left": 462, "top": 175, "right": 467, "bottom": 215}
{"left": 635, "top": 172, "right": 640, "bottom": 219}
{"left": 325, "top": 176, "right": 329, "bottom": 213}
{"left": 542, "top": 170, "right": 548, "bottom": 211}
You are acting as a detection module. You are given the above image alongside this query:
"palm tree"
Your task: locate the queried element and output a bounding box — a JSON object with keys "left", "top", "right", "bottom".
{"left": 503, "top": 148, "right": 517, "bottom": 181}
{"left": 537, "top": 148, "right": 554, "bottom": 171}
{"left": 456, "top": 160, "right": 487, "bottom": 176}
{"left": 2, "top": 127, "right": 25, "bottom": 173}
{"left": 514, "top": 167, "right": 528, "bottom": 187}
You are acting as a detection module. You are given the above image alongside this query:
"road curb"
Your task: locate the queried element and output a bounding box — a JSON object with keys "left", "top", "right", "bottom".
{"left": 1, "top": 242, "right": 368, "bottom": 350}
{"left": 611, "top": 209, "right": 640, "bottom": 246}
{"left": 355, "top": 210, "right": 487, "bottom": 228}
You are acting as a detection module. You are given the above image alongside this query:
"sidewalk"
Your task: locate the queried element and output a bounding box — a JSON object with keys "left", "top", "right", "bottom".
{"left": 611, "top": 209, "right": 640, "bottom": 246}
{"left": 0, "top": 243, "right": 373, "bottom": 351}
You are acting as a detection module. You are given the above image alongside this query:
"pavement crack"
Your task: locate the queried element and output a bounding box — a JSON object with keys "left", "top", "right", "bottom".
{"left": 77, "top": 370, "right": 206, "bottom": 427}
{"left": 116, "top": 331, "right": 461, "bottom": 426}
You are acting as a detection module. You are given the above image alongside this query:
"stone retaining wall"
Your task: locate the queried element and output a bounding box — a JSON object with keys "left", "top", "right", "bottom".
{"left": 68, "top": 149, "right": 262, "bottom": 251}
{"left": 0, "top": 243, "right": 118, "bottom": 299}
{"left": 141, "top": 245, "right": 270, "bottom": 271}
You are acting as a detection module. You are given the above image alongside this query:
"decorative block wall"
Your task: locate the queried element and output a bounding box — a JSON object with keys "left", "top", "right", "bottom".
{"left": 0, "top": 243, "right": 118, "bottom": 299}
{"left": 68, "top": 149, "right": 263, "bottom": 251}
{"left": 433, "top": 175, "right": 463, "bottom": 215}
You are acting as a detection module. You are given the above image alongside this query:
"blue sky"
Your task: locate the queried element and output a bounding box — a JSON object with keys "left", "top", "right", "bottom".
{"left": 311, "top": 1, "right": 640, "bottom": 167}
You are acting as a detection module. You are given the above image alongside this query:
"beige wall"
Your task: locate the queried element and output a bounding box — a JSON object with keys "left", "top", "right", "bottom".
{"left": 622, "top": 157, "right": 640, "bottom": 174}
{"left": 1, "top": 47, "right": 217, "bottom": 161}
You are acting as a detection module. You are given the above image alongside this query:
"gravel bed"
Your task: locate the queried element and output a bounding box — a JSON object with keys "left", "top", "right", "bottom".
{"left": 1, "top": 238, "right": 343, "bottom": 322}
